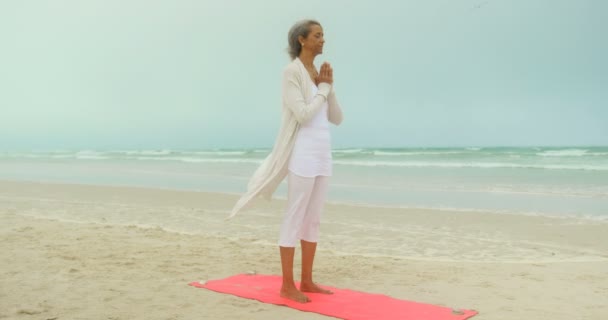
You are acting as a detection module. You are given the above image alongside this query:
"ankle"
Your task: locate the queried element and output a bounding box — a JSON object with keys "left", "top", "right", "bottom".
{"left": 300, "top": 277, "right": 313, "bottom": 284}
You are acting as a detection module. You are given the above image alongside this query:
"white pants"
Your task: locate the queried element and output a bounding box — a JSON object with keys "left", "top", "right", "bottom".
{"left": 278, "top": 171, "right": 330, "bottom": 247}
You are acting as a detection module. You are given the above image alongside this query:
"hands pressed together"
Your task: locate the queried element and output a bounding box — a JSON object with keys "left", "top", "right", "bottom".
{"left": 315, "top": 62, "right": 333, "bottom": 86}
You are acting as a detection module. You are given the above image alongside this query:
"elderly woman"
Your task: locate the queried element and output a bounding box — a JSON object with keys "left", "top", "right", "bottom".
{"left": 229, "top": 19, "right": 343, "bottom": 303}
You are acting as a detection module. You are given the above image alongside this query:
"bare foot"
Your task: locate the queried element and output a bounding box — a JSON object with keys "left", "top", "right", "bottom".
{"left": 300, "top": 281, "right": 334, "bottom": 294}
{"left": 280, "top": 285, "right": 310, "bottom": 303}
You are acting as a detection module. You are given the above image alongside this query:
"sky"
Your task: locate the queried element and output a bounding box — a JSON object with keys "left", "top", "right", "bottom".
{"left": 1, "top": 0, "right": 607, "bottom": 151}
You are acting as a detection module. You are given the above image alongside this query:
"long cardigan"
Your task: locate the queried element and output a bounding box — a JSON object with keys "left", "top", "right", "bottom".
{"left": 227, "top": 57, "right": 344, "bottom": 219}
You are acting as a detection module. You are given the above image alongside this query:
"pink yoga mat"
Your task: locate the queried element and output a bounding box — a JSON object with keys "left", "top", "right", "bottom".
{"left": 189, "top": 274, "right": 478, "bottom": 320}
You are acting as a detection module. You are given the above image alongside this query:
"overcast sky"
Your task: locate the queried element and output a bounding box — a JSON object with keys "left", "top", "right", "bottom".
{"left": 1, "top": 0, "right": 607, "bottom": 151}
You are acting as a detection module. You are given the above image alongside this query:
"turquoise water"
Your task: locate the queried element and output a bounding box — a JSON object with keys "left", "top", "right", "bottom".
{"left": 1, "top": 147, "right": 607, "bottom": 219}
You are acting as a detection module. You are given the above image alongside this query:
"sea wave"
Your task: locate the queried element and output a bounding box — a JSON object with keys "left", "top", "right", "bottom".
{"left": 121, "top": 150, "right": 173, "bottom": 155}
{"left": 133, "top": 156, "right": 262, "bottom": 164}
{"left": 536, "top": 149, "right": 589, "bottom": 157}
{"left": 330, "top": 182, "right": 608, "bottom": 198}
{"left": 74, "top": 150, "right": 109, "bottom": 160}
{"left": 189, "top": 151, "right": 250, "bottom": 156}
{"left": 75, "top": 155, "right": 110, "bottom": 160}
{"left": 334, "top": 148, "right": 365, "bottom": 153}
{"left": 323, "top": 201, "right": 608, "bottom": 222}
{"left": 332, "top": 160, "right": 608, "bottom": 171}
{"left": 373, "top": 150, "right": 469, "bottom": 156}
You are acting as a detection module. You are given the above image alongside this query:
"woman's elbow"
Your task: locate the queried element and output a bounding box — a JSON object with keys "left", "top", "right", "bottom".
{"left": 331, "top": 115, "right": 343, "bottom": 126}
{"left": 285, "top": 105, "right": 309, "bottom": 124}
{"left": 293, "top": 113, "right": 310, "bottom": 124}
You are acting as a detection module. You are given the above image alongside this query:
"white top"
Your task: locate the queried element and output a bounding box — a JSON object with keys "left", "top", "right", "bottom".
{"left": 288, "top": 84, "right": 332, "bottom": 177}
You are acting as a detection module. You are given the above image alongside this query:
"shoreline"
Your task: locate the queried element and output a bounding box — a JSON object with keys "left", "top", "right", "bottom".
{"left": 2, "top": 178, "right": 607, "bottom": 223}
{"left": 2, "top": 179, "right": 608, "bottom": 261}
{"left": 1, "top": 179, "right": 608, "bottom": 319}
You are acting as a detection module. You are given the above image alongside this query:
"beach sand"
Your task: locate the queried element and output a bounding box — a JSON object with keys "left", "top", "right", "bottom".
{"left": 1, "top": 180, "right": 607, "bottom": 319}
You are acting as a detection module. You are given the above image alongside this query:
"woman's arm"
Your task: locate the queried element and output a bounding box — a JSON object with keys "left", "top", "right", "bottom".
{"left": 282, "top": 66, "right": 332, "bottom": 124}
{"left": 327, "top": 89, "right": 343, "bottom": 125}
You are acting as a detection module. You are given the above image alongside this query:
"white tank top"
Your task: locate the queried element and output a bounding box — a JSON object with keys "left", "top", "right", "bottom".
{"left": 288, "top": 84, "right": 332, "bottom": 177}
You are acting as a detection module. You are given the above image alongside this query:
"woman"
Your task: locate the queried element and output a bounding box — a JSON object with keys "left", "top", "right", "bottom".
{"left": 229, "top": 19, "right": 343, "bottom": 303}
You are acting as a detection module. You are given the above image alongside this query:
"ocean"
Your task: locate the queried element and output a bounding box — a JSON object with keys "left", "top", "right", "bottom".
{"left": 1, "top": 146, "right": 607, "bottom": 220}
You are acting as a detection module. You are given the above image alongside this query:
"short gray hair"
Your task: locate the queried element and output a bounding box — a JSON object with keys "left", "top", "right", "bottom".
{"left": 287, "top": 19, "right": 321, "bottom": 60}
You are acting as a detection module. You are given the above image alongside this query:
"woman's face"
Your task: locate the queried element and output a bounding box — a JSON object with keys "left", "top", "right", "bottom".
{"left": 300, "top": 24, "right": 324, "bottom": 56}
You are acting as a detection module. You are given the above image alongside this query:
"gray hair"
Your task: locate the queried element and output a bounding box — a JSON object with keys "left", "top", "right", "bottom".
{"left": 287, "top": 19, "right": 321, "bottom": 60}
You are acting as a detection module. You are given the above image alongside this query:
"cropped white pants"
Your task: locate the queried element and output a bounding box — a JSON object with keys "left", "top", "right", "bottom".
{"left": 278, "top": 171, "right": 330, "bottom": 247}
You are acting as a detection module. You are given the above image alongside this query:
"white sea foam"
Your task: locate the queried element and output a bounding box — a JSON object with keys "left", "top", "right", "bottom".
{"left": 333, "top": 148, "right": 364, "bottom": 153}
{"left": 133, "top": 156, "right": 262, "bottom": 164}
{"left": 324, "top": 200, "right": 608, "bottom": 222}
{"left": 330, "top": 182, "right": 608, "bottom": 198}
{"left": 75, "top": 150, "right": 109, "bottom": 160}
{"left": 373, "top": 150, "right": 468, "bottom": 156}
{"left": 536, "top": 149, "right": 589, "bottom": 157}
{"left": 121, "top": 150, "right": 173, "bottom": 155}
{"left": 332, "top": 160, "right": 608, "bottom": 171}
{"left": 190, "top": 151, "right": 249, "bottom": 156}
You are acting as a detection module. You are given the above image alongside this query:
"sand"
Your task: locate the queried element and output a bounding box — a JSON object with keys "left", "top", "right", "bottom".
{"left": 1, "top": 180, "right": 607, "bottom": 319}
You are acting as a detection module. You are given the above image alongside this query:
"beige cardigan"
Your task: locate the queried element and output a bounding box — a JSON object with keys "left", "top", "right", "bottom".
{"left": 227, "top": 57, "right": 344, "bottom": 219}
